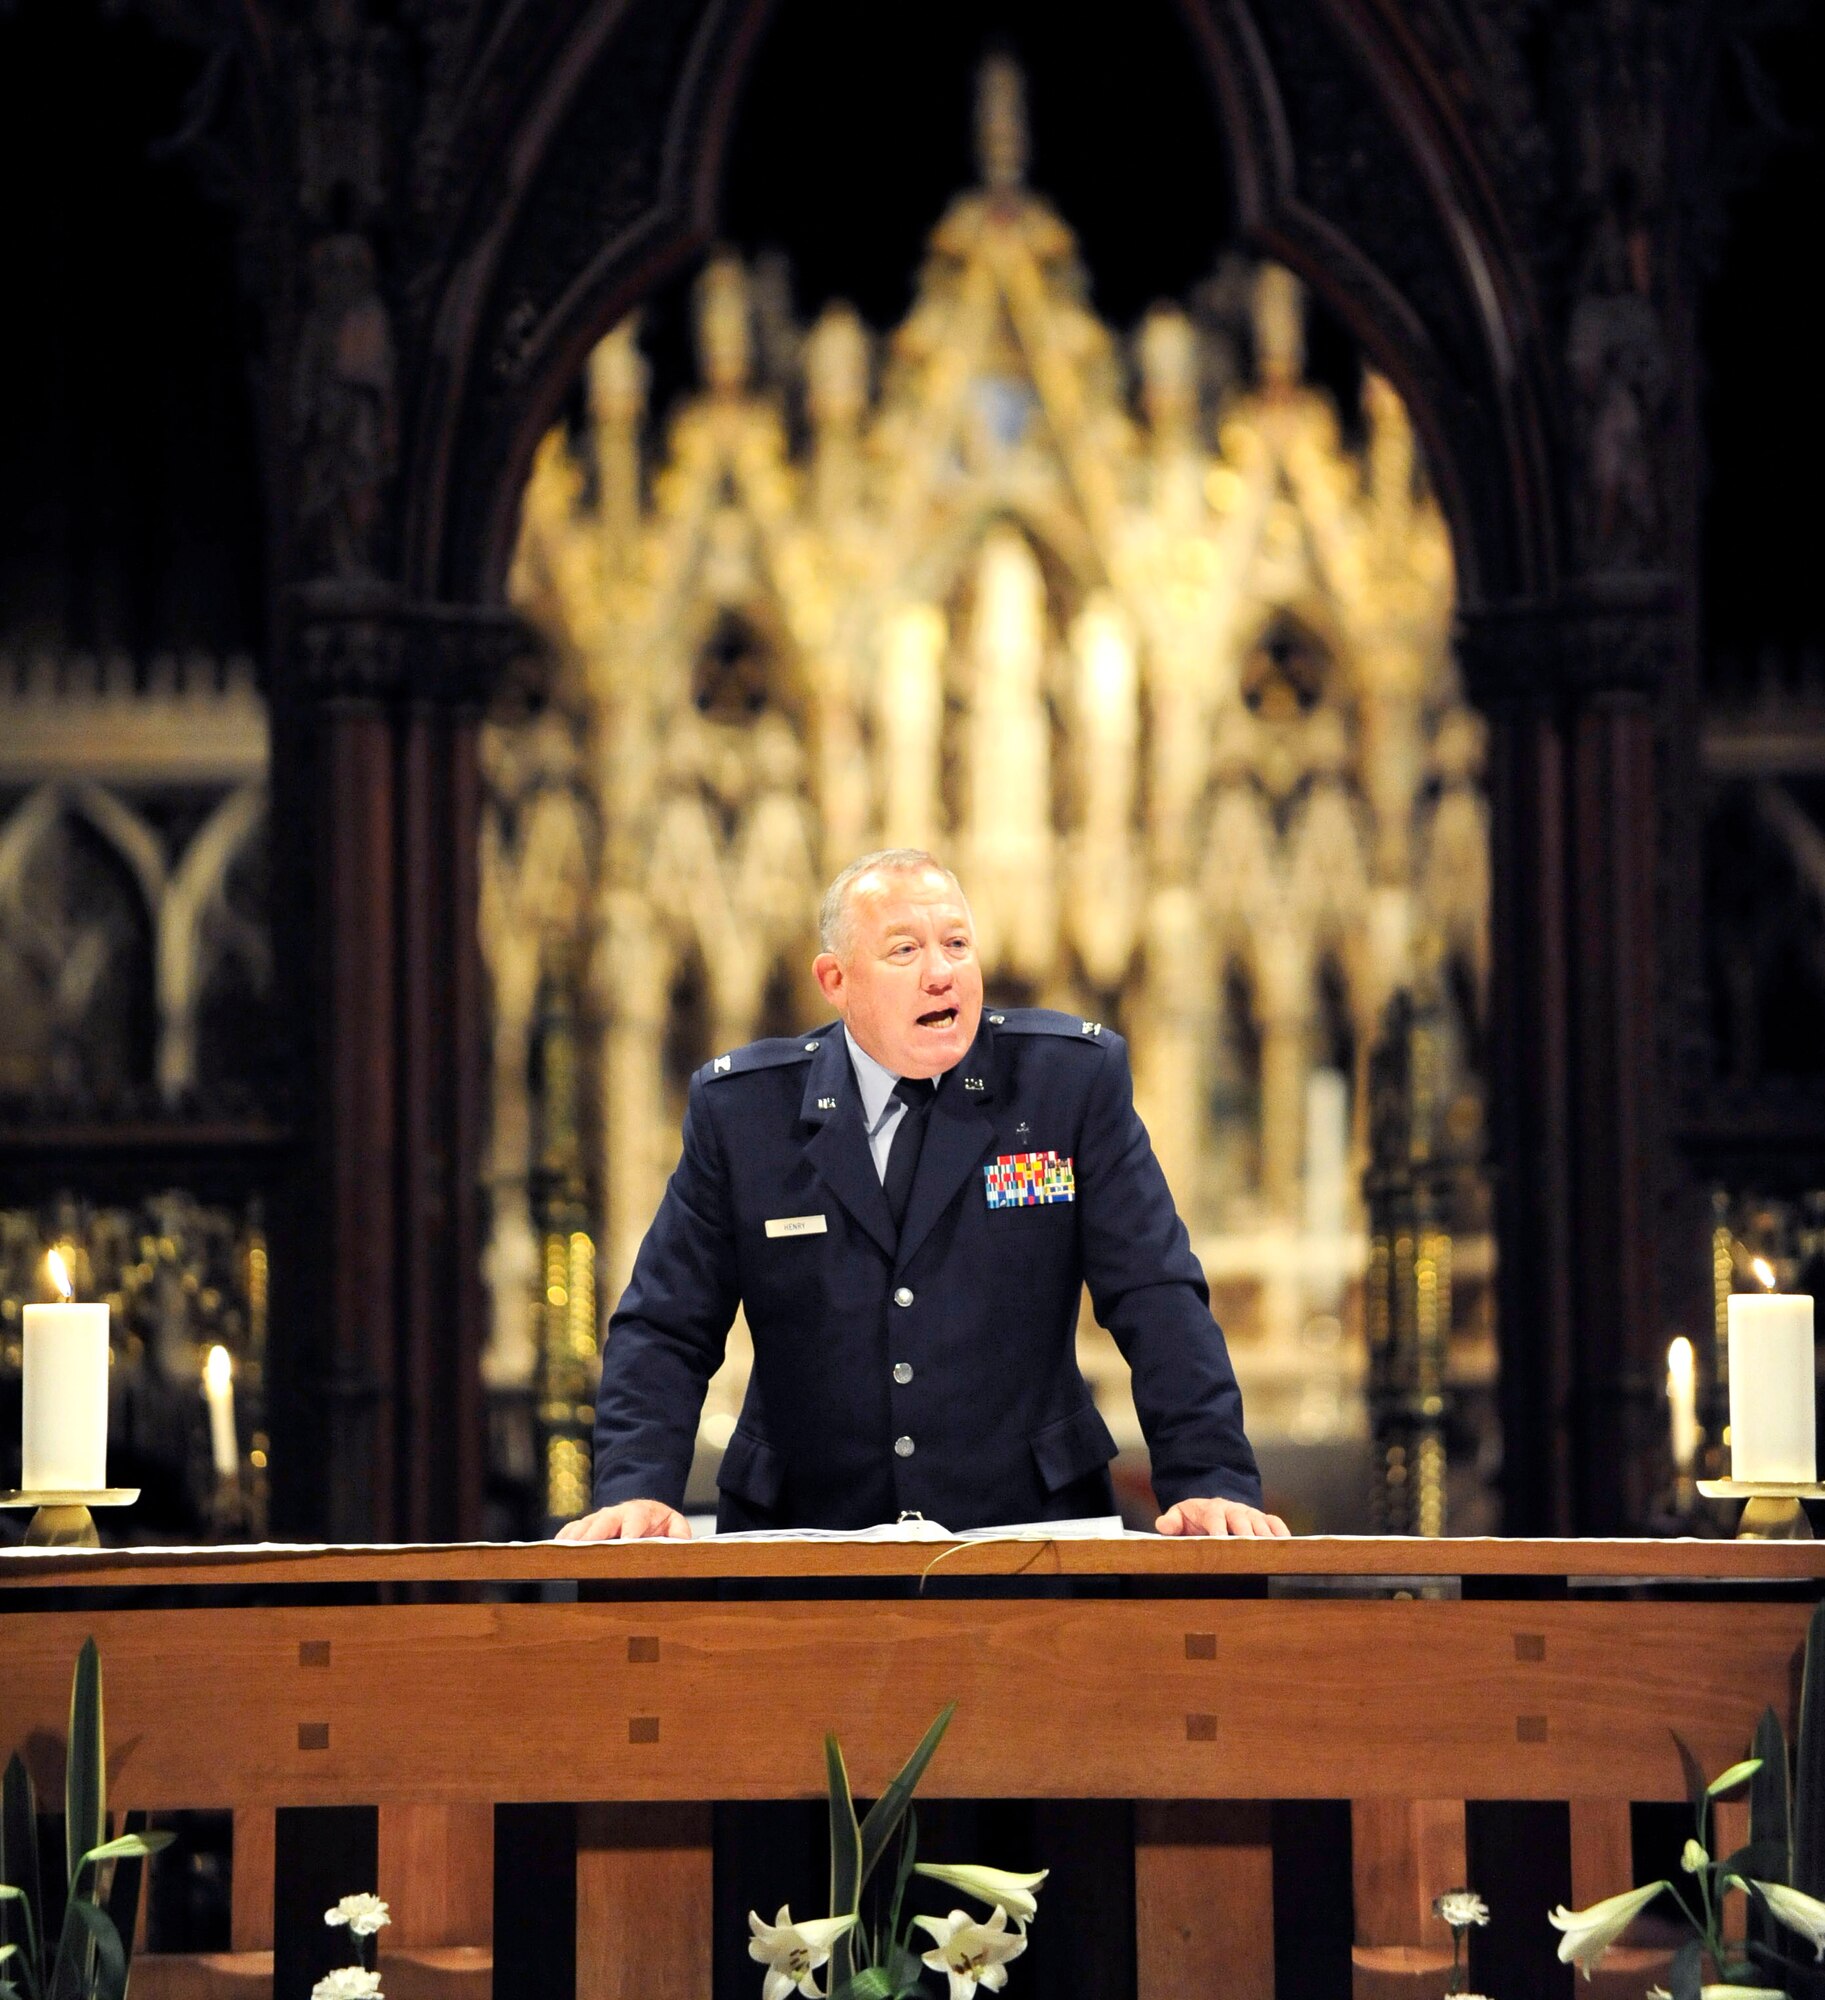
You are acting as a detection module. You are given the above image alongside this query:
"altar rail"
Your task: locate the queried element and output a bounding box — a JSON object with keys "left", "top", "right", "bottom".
{"left": 3, "top": 1537, "right": 1820, "bottom": 1999}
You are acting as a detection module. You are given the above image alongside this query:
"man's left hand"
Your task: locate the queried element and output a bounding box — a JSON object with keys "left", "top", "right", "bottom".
{"left": 1156, "top": 1496, "right": 1291, "bottom": 1537}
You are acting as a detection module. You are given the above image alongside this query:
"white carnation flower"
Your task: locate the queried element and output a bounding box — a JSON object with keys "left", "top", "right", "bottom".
{"left": 311, "top": 1971, "right": 382, "bottom": 2000}
{"left": 324, "top": 1893, "right": 391, "bottom": 1938}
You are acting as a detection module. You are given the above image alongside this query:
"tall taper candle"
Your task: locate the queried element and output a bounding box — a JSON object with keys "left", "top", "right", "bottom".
{"left": 22, "top": 1252, "right": 110, "bottom": 1491}
{"left": 203, "top": 1344, "right": 238, "bottom": 1479}
{"left": 1728, "top": 1286, "right": 1816, "bottom": 1483}
{"left": 1667, "top": 1336, "right": 1700, "bottom": 1475}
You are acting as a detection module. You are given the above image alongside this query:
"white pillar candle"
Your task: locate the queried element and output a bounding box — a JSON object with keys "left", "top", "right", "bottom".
{"left": 203, "top": 1344, "right": 238, "bottom": 1479}
{"left": 22, "top": 1302, "right": 111, "bottom": 1491}
{"left": 1728, "top": 1291, "right": 1816, "bottom": 1482}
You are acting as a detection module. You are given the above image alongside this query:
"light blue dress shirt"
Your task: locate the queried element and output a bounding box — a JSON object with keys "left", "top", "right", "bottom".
{"left": 843, "top": 1026, "right": 941, "bottom": 1182}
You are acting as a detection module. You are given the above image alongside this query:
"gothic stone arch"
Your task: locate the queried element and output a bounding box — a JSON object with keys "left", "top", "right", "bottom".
{"left": 275, "top": 0, "right": 1680, "bottom": 1533}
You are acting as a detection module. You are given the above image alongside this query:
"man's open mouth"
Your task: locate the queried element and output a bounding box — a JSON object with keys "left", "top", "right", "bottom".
{"left": 917, "top": 1007, "right": 959, "bottom": 1029}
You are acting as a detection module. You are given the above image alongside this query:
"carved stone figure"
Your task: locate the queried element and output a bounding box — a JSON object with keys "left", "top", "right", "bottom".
{"left": 293, "top": 233, "right": 398, "bottom": 580}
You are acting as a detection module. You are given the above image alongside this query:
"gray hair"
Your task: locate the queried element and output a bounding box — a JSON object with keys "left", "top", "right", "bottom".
{"left": 818, "top": 849, "right": 967, "bottom": 957}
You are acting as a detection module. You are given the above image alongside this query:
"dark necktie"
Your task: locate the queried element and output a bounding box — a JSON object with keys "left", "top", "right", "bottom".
{"left": 882, "top": 1076, "right": 938, "bottom": 1231}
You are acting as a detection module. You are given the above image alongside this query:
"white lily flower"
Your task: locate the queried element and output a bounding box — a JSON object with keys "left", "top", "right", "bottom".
{"left": 747, "top": 1905, "right": 858, "bottom": 2000}
{"left": 311, "top": 1972, "right": 382, "bottom": 2000}
{"left": 1548, "top": 1879, "right": 1666, "bottom": 1975}
{"left": 1750, "top": 1880, "right": 1825, "bottom": 1959}
{"left": 915, "top": 1862, "right": 1050, "bottom": 1925}
{"left": 915, "top": 1905, "right": 1028, "bottom": 2000}
{"left": 1431, "top": 1889, "right": 1489, "bottom": 1930}
{"left": 324, "top": 1893, "right": 391, "bottom": 1938}
{"left": 1682, "top": 1839, "right": 1709, "bottom": 1873}
{"left": 1647, "top": 1986, "right": 1787, "bottom": 1998}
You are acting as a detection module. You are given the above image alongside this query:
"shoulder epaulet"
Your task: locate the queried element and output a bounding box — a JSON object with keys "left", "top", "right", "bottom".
{"left": 696, "top": 1031, "right": 830, "bottom": 1085}
{"left": 986, "top": 1006, "right": 1112, "bottom": 1045}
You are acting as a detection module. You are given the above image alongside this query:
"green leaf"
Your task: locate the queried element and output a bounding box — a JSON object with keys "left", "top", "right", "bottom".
{"left": 828, "top": 1733, "right": 863, "bottom": 1916}
{"left": 884, "top": 1807, "right": 917, "bottom": 1978}
{"left": 886, "top": 1939, "right": 926, "bottom": 1999}
{"left": 1720, "top": 1838, "right": 1791, "bottom": 1880}
{"left": 1709, "top": 1758, "right": 1765, "bottom": 1798}
{"left": 0, "top": 1754, "right": 41, "bottom": 1978}
{"left": 100, "top": 1812, "right": 158, "bottom": 1986}
{"left": 1794, "top": 1601, "right": 1825, "bottom": 1895}
{"left": 858, "top": 1706, "right": 955, "bottom": 1892}
{"left": 63, "top": 1640, "right": 103, "bottom": 1893}
{"left": 831, "top": 1971, "right": 893, "bottom": 2000}
{"left": 57, "top": 1899, "right": 125, "bottom": 2000}
{"left": 1669, "top": 1935, "right": 1703, "bottom": 2000}
{"left": 1674, "top": 1734, "right": 1709, "bottom": 1819}
{"left": 1748, "top": 1703, "right": 1791, "bottom": 1966}
{"left": 827, "top": 1734, "right": 864, "bottom": 1993}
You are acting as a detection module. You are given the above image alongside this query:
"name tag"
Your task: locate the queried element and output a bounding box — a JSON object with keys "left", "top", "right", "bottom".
{"left": 765, "top": 1214, "right": 829, "bottom": 1238}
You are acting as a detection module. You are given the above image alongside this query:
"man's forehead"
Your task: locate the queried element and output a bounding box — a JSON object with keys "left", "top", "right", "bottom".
{"left": 850, "top": 870, "right": 971, "bottom": 931}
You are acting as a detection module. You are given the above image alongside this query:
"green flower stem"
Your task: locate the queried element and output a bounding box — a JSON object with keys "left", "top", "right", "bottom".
{"left": 1661, "top": 1877, "right": 1711, "bottom": 1945}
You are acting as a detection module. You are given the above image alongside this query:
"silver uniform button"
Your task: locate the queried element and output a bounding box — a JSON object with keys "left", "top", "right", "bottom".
{"left": 894, "top": 1435, "right": 915, "bottom": 1458}
{"left": 805, "top": 1040, "right": 820, "bottom": 1051}
{"left": 893, "top": 1361, "right": 913, "bottom": 1384}
{"left": 893, "top": 1286, "right": 914, "bottom": 1307}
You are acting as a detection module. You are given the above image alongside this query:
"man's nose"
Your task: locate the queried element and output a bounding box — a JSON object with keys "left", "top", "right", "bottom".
{"left": 919, "top": 947, "right": 954, "bottom": 988}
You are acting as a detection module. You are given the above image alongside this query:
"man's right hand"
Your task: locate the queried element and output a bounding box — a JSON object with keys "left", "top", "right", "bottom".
{"left": 554, "top": 1499, "right": 692, "bottom": 1542}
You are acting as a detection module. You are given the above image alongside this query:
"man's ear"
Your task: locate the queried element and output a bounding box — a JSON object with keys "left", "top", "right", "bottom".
{"left": 812, "top": 951, "right": 845, "bottom": 1010}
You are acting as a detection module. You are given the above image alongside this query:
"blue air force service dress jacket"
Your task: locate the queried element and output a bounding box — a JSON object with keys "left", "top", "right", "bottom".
{"left": 591, "top": 1007, "right": 1263, "bottom": 1531}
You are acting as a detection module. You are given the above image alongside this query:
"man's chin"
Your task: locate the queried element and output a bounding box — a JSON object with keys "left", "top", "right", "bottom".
{"left": 902, "top": 1011, "right": 974, "bottom": 1071}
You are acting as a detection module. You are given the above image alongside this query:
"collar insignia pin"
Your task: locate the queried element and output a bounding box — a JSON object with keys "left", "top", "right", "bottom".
{"left": 1016, "top": 1120, "right": 1031, "bottom": 1138}
{"left": 713, "top": 1054, "right": 732, "bottom": 1073}
{"left": 964, "top": 1076, "right": 985, "bottom": 1092}
{"left": 817, "top": 1096, "right": 837, "bottom": 1110}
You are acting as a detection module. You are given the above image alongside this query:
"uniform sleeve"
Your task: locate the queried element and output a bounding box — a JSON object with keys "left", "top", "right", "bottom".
{"left": 1075, "top": 1035, "right": 1264, "bottom": 1509}
{"left": 590, "top": 1074, "right": 740, "bottom": 1509}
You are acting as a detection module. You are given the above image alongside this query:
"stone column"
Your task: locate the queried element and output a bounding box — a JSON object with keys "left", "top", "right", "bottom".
{"left": 270, "top": 585, "right": 517, "bottom": 1540}
{"left": 1459, "top": 582, "right": 1679, "bottom": 1532}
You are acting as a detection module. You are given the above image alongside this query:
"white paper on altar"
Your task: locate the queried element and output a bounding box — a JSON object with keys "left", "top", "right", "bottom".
{"left": 708, "top": 1514, "right": 1134, "bottom": 1542}
{"left": 0, "top": 1518, "right": 1137, "bottom": 1558}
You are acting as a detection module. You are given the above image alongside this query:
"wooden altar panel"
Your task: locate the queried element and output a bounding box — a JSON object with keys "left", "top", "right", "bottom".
{"left": 1, "top": 1598, "right": 1806, "bottom": 1809}
{"left": 1134, "top": 1801, "right": 1274, "bottom": 2000}
{"left": 7, "top": 1535, "right": 1825, "bottom": 1588}
{"left": 576, "top": 1804, "right": 712, "bottom": 2000}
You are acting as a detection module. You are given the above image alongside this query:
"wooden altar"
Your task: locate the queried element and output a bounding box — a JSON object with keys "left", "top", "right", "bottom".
{"left": 2, "top": 1536, "right": 1820, "bottom": 1998}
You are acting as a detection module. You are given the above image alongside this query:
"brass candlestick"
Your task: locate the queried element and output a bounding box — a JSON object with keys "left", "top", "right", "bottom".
{"left": 1696, "top": 1479, "right": 1825, "bottom": 1541}
{"left": 0, "top": 1489, "right": 140, "bottom": 1548}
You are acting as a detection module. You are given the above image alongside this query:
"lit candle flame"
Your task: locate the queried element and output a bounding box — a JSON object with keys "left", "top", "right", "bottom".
{"left": 1752, "top": 1255, "right": 1778, "bottom": 1293}
{"left": 1667, "top": 1335, "right": 1694, "bottom": 1384}
{"left": 46, "top": 1248, "right": 73, "bottom": 1302}
{"left": 204, "top": 1344, "right": 233, "bottom": 1396}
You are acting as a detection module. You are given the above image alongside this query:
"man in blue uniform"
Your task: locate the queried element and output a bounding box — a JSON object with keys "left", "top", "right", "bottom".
{"left": 558, "top": 849, "right": 1284, "bottom": 1540}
